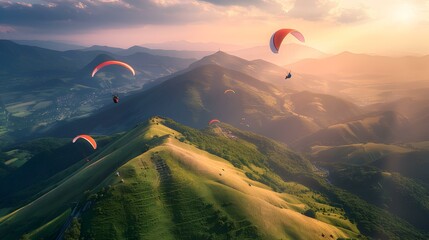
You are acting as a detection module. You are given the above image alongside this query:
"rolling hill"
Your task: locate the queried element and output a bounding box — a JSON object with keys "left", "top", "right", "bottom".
{"left": 0, "top": 117, "right": 362, "bottom": 240}
{"left": 293, "top": 111, "right": 409, "bottom": 150}
{"left": 188, "top": 51, "right": 288, "bottom": 85}
{"left": 2, "top": 118, "right": 427, "bottom": 239}
{"left": 310, "top": 142, "right": 429, "bottom": 186}
{"left": 11, "top": 40, "right": 85, "bottom": 51}
{"left": 309, "top": 142, "right": 429, "bottom": 232}
{"left": 370, "top": 100, "right": 429, "bottom": 142}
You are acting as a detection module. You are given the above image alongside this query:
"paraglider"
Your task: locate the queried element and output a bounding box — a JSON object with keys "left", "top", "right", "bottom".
{"left": 285, "top": 71, "right": 292, "bottom": 79}
{"left": 72, "top": 135, "right": 97, "bottom": 150}
{"left": 91, "top": 60, "right": 136, "bottom": 77}
{"left": 208, "top": 119, "right": 220, "bottom": 125}
{"left": 270, "top": 29, "right": 305, "bottom": 54}
{"left": 113, "top": 95, "right": 119, "bottom": 103}
{"left": 224, "top": 89, "right": 236, "bottom": 94}
{"left": 91, "top": 60, "right": 135, "bottom": 103}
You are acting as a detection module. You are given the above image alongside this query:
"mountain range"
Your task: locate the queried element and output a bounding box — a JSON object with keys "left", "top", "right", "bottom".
{"left": 0, "top": 40, "right": 195, "bottom": 146}
{"left": 48, "top": 51, "right": 367, "bottom": 146}
{"left": 1, "top": 40, "right": 429, "bottom": 239}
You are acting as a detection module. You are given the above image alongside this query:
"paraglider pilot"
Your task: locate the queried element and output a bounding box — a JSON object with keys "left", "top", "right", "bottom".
{"left": 113, "top": 95, "right": 119, "bottom": 103}
{"left": 285, "top": 71, "right": 292, "bottom": 79}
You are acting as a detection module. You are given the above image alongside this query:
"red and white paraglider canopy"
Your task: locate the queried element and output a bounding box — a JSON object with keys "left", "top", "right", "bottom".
{"left": 270, "top": 29, "right": 305, "bottom": 54}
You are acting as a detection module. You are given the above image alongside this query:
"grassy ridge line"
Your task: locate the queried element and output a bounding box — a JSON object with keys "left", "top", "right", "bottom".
{"left": 81, "top": 133, "right": 357, "bottom": 239}
{"left": 0, "top": 121, "right": 163, "bottom": 239}
{"left": 163, "top": 138, "right": 357, "bottom": 239}
{"left": 162, "top": 118, "right": 429, "bottom": 239}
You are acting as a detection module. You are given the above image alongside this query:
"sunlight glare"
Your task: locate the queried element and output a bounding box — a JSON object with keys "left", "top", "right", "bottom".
{"left": 393, "top": 3, "right": 416, "bottom": 23}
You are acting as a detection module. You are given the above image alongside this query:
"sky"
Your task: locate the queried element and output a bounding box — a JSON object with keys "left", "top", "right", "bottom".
{"left": 0, "top": 0, "right": 426, "bottom": 55}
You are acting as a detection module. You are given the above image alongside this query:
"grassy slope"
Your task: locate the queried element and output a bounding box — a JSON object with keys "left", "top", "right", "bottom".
{"left": 80, "top": 119, "right": 358, "bottom": 239}
{"left": 310, "top": 142, "right": 429, "bottom": 233}
{"left": 0, "top": 117, "right": 359, "bottom": 239}
{"left": 311, "top": 142, "right": 429, "bottom": 184}
{"left": 0, "top": 121, "right": 160, "bottom": 238}
{"left": 293, "top": 111, "right": 407, "bottom": 150}
{"left": 0, "top": 136, "right": 120, "bottom": 208}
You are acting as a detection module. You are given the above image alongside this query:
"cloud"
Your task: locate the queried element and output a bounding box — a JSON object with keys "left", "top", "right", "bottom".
{"left": 151, "top": 0, "right": 182, "bottom": 7}
{"left": 0, "top": 24, "right": 15, "bottom": 33}
{"left": 198, "top": 0, "right": 262, "bottom": 6}
{"left": 287, "top": 0, "right": 369, "bottom": 23}
{"left": 0, "top": 0, "right": 218, "bottom": 33}
{"left": 335, "top": 7, "right": 369, "bottom": 23}
{"left": 0, "top": 0, "right": 371, "bottom": 36}
{"left": 287, "top": 0, "right": 337, "bottom": 21}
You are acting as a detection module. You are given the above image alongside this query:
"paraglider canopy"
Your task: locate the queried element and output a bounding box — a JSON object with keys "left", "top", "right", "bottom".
{"left": 72, "top": 135, "right": 97, "bottom": 150}
{"left": 270, "top": 29, "right": 305, "bottom": 54}
{"left": 91, "top": 60, "right": 136, "bottom": 77}
{"left": 224, "top": 89, "right": 236, "bottom": 94}
{"left": 208, "top": 119, "right": 220, "bottom": 125}
{"left": 113, "top": 95, "right": 119, "bottom": 103}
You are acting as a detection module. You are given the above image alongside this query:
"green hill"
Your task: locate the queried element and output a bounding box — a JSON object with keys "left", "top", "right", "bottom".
{"left": 1, "top": 117, "right": 427, "bottom": 239}
{"left": 310, "top": 142, "right": 429, "bottom": 233}
{"left": 293, "top": 111, "right": 408, "bottom": 150}
{"left": 310, "top": 142, "right": 429, "bottom": 184}
{"left": 0, "top": 117, "right": 362, "bottom": 240}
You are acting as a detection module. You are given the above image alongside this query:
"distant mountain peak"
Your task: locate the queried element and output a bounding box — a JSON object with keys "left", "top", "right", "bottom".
{"left": 214, "top": 50, "right": 230, "bottom": 54}
{"left": 200, "top": 50, "right": 243, "bottom": 60}
{"left": 76, "top": 53, "right": 116, "bottom": 78}
{"left": 128, "top": 45, "right": 149, "bottom": 50}
{"left": 89, "top": 53, "right": 115, "bottom": 64}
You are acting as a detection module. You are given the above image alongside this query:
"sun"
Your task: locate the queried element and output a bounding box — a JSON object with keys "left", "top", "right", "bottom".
{"left": 392, "top": 3, "right": 416, "bottom": 23}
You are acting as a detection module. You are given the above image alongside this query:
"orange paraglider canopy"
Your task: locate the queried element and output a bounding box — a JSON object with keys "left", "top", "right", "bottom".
{"left": 91, "top": 60, "right": 136, "bottom": 77}
{"left": 72, "top": 135, "right": 97, "bottom": 150}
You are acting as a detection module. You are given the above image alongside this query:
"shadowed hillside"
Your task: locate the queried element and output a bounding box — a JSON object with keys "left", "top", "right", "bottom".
{"left": 49, "top": 52, "right": 363, "bottom": 145}
{"left": 293, "top": 111, "right": 409, "bottom": 150}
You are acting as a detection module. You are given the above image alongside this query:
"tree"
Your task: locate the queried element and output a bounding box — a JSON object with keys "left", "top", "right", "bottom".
{"left": 19, "top": 234, "right": 30, "bottom": 240}
{"left": 303, "top": 209, "right": 316, "bottom": 218}
{"left": 64, "top": 217, "right": 81, "bottom": 240}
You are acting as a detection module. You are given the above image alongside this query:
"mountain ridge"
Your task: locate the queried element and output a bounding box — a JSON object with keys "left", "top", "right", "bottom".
{"left": 0, "top": 117, "right": 361, "bottom": 240}
{"left": 47, "top": 58, "right": 363, "bottom": 145}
